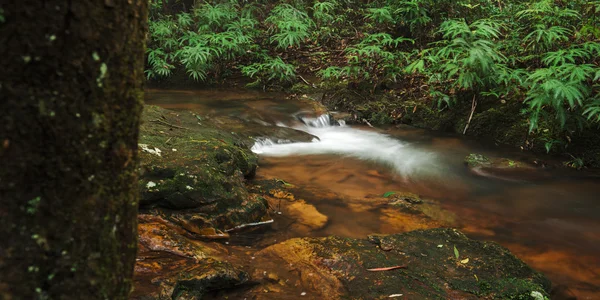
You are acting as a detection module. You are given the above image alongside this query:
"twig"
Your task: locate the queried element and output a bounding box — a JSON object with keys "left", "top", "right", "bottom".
{"left": 463, "top": 95, "right": 477, "bottom": 135}
{"left": 224, "top": 219, "right": 274, "bottom": 232}
{"left": 298, "top": 75, "right": 316, "bottom": 88}
{"left": 165, "top": 137, "right": 173, "bottom": 144}
{"left": 362, "top": 118, "right": 374, "bottom": 128}
{"left": 151, "top": 119, "right": 188, "bottom": 130}
{"left": 367, "top": 265, "right": 406, "bottom": 272}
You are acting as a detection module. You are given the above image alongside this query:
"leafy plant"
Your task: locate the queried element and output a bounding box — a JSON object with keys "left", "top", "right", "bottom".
{"left": 383, "top": 191, "right": 396, "bottom": 198}
{"left": 313, "top": 1, "right": 337, "bottom": 25}
{"left": 145, "top": 2, "right": 257, "bottom": 82}
{"left": 319, "top": 33, "right": 413, "bottom": 93}
{"left": 366, "top": 6, "right": 395, "bottom": 25}
{"left": 266, "top": 4, "right": 314, "bottom": 49}
{"left": 415, "top": 18, "right": 506, "bottom": 107}
{"left": 241, "top": 56, "right": 297, "bottom": 88}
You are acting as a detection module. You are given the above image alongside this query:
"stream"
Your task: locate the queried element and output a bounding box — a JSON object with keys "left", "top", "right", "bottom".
{"left": 145, "top": 89, "right": 600, "bottom": 299}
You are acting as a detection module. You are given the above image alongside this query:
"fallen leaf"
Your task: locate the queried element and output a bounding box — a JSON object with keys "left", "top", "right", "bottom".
{"left": 461, "top": 258, "right": 469, "bottom": 264}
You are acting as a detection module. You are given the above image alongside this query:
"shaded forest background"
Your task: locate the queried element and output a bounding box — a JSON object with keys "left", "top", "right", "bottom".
{"left": 146, "top": 0, "right": 600, "bottom": 166}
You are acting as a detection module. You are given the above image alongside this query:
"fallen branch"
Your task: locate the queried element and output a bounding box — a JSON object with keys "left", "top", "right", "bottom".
{"left": 462, "top": 95, "right": 477, "bottom": 135}
{"left": 224, "top": 219, "right": 274, "bottom": 232}
{"left": 367, "top": 265, "right": 406, "bottom": 272}
{"left": 151, "top": 119, "right": 188, "bottom": 130}
{"left": 362, "top": 118, "right": 374, "bottom": 128}
{"left": 299, "top": 75, "right": 316, "bottom": 88}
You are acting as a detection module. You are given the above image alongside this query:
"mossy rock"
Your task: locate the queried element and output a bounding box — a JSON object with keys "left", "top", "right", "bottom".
{"left": 465, "top": 154, "right": 492, "bottom": 168}
{"left": 138, "top": 105, "right": 267, "bottom": 230}
{"left": 258, "top": 228, "right": 550, "bottom": 299}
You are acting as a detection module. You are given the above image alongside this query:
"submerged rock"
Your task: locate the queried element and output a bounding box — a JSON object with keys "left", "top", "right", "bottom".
{"left": 257, "top": 228, "right": 550, "bottom": 299}
{"left": 464, "top": 153, "right": 549, "bottom": 181}
{"left": 465, "top": 153, "right": 493, "bottom": 168}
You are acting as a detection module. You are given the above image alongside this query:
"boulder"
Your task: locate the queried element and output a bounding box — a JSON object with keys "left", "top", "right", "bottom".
{"left": 257, "top": 228, "right": 551, "bottom": 299}
{"left": 138, "top": 105, "right": 269, "bottom": 231}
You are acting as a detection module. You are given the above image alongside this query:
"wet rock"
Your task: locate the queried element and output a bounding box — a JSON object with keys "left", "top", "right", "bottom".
{"left": 137, "top": 214, "right": 211, "bottom": 260}
{"left": 464, "top": 153, "right": 548, "bottom": 181}
{"left": 133, "top": 215, "right": 250, "bottom": 300}
{"left": 381, "top": 192, "right": 457, "bottom": 229}
{"left": 465, "top": 153, "right": 493, "bottom": 168}
{"left": 286, "top": 200, "right": 328, "bottom": 231}
{"left": 331, "top": 111, "right": 358, "bottom": 125}
{"left": 251, "top": 126, "right": 319, "bottom": 145}
{"left": 388, "top": 191, "right": 423, "bottom": 204}
{"left": 138, "top": 105, "right": 268, "bottom": 231}
{"left": 465, "top": 153, "right": 536, "bottom": 170}
{"left": 257, "top": 228, "right": 551, "bottom": 299}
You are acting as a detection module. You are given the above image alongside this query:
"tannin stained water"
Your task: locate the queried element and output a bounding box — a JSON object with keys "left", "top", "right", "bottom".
{"left": 146, "top": 89, "right": 600, "bottom": 299}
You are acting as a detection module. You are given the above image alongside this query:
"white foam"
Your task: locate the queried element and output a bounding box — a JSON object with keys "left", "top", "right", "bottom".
{"left": 251, "top": 115, "right": 438, "bottom": 177}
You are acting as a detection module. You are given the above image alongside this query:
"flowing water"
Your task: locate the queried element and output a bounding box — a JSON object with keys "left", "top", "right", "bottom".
{"left": 146, "top": 89, "right": 600, "bottom": 299}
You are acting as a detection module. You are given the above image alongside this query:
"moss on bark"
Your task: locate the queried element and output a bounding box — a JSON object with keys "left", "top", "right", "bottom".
{"left": 0, "top": 1, "right": 148, "bottom": 299}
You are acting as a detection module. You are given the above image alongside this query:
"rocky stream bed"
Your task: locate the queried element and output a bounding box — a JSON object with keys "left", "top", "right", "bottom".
{"left": 130, "top": 104, "right": 552, "bottom": 299}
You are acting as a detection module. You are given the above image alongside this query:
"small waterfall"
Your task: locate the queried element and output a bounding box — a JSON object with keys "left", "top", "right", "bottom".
{"left": 300, "top": 114, "right": 345, "bottom": 128}
{"left": 251, "top": 114, "right": 439, "bottom": 177}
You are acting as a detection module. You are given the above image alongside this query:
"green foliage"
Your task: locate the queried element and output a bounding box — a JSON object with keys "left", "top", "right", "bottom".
{"left": 523, "top": 25, "right": 571, "bottom": 53}
{"left": 241, "top": 56, "right": 297, "bottom": 87}
{"left": 146, "top": 1, "right": 258, "bottom": 81}
{"left": 144, "top": 0, "right": 600, "bottom": 135}
{"left": 313, "top": 1, "right": 337, "bottom": 25}
{"left": 383, "top": 191, "right": 396, "bottom": 198}
{"left": 411, "top": 18, "right": 506, "bottom": 106}
{"left": 524, "top": 40, "right": 599, "bottom": 130}
{"left": 393, "top": 0, "right": 432, "bottom": 33}
{"left": 319, "top": 33, "right": 413, "bottom": 92}
{"left": 366, "top": 7, "right": 395, "bottom": 25}
{"left": 194, "top": 2, "right": 238, "bottom": 30}
{"left": 266, "top": 4, "right": 314, "bottom": 49}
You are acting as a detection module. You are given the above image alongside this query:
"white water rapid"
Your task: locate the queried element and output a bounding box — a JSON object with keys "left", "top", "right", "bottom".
{"left": 251, "top": 114, "right": 439, "bottom": 177}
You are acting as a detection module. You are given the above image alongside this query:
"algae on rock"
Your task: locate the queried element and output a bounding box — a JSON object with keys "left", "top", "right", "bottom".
{"left": 138, "top": 105, "right": 268, "bottom": 232}
{"left": 257, "top": 228, "right": 551, "bottom": 299}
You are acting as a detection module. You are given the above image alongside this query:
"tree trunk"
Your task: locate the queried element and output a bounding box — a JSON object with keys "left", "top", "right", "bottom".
{"left": 0, "top": 1, "right": 147, "bottom": 299}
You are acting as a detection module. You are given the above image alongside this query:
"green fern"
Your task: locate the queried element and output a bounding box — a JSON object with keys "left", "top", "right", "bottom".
{"left": 394, "top": 0, "right": 432, "bottom": 32}
{"left": 583, "top": 99, "right": 600, "bottom": 122}
{"left": 319, "top": 33, "right": 412, "bottom": 93}
{"left": 313, "top": 1, "right": 337, "bottom": 25}
{"left": 177, "top": 12, "right": 193, "bottom": 28}
{"left": 194, "top": 2, "right": 239, "bottom": 30}
{"left": 366, "top": 7, "right": 395, "bottom": 25}
{"left": 524, "top": 25, "right": 572, "bottom": 52}
{"left": 266, "top": 4, "right": 314, "bottom": 49}
{"left": 241, "top": 56, "right": 296, "bottom": 86}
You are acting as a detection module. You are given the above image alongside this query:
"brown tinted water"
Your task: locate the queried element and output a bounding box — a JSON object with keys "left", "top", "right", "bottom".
{"left": 146, "top": 89, "right": 600, "bottom": 299}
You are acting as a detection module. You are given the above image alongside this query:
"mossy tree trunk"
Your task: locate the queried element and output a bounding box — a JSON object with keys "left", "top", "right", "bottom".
{"left": 0, "top": 1, "right": 147, "bottom": 299}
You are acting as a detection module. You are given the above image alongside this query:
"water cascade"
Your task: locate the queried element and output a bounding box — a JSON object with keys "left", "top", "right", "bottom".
{"left": 251, "top": 114, "right": 439, "bottom": 177}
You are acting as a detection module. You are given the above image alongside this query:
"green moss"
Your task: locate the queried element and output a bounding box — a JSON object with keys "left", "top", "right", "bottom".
{"left": 465, "top": 153, "right": 491, "bottom": 168}
{"left": 138, "top": 105, "right": 266, "bottom": 230}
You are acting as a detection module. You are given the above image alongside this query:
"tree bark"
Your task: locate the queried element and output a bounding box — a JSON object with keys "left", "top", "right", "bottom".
{"left": 0, "top": 1, "right": 147, "bottom": 299}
